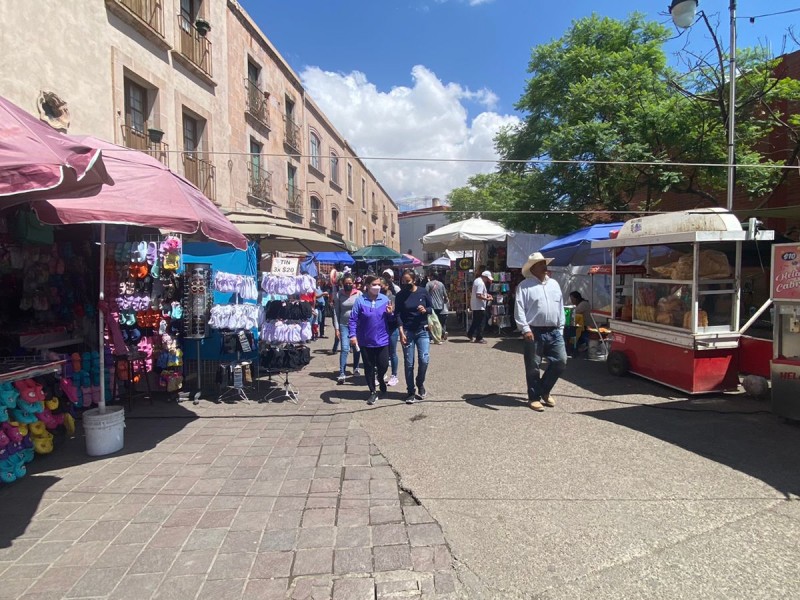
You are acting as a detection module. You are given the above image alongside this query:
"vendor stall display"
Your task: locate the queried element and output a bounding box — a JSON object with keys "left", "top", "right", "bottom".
{"left": 489, "top": 272, "right": 512, "bottom": 329}
{"left": 769, "top": 243, "right": 800, "bottom": 420}
{"left": 594, "top": 208, "right": 774, "bottom": 394}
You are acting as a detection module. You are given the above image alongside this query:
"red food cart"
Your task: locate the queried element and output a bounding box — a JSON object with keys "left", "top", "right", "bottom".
{"left": 770, "top": 243, "right": 800, "bottom": 420}
{"left": 592, "top": 209, "right": 773, "bottom": 394}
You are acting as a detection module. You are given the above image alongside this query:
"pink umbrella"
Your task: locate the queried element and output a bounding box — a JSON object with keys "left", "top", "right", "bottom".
{"left": 0, "top": 95, "right": 112, "bottom": 198}
{"left": 403, "top": 253, "right": 423, "bottom": 266}
{"left": 31, "top": 135, "right": 246, "bottom": 250}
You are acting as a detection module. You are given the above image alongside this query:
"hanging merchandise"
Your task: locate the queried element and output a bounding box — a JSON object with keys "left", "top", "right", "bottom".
{"left": 213, "top": 271, "right": 259, "bottom": 300}
{"left": 260, "top": 273, "right": 316, "bottom": 296}
{"left": 208, "top": 303, "right": 262, "bottom": 330}
{"left": 260, "top": 273, "right": 314, "bottom": 344}
{"left": 183, "top": 263, "right": 212, "bottom": 340}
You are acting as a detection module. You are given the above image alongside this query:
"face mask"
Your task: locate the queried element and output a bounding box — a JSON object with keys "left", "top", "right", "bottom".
{"left": 402, "top": 282, "right": 413, "bottom": 291}
{"left": 369, "top": 285, "right": 381, "bottom": 295}
{"left": 343, "top": 285, "right": 353, "bottom": 292}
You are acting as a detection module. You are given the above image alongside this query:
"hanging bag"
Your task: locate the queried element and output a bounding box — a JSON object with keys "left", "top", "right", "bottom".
{"left": 427, "top": 311, "right": 442, "bottom": 343}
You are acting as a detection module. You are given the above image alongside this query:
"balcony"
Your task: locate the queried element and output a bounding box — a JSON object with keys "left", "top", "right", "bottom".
{"left": 182, "top": 152, "right": 216, "bottom": 201}
{"left": 284, "top": 116, "right": 301, "bottom": 152}
{"left": 245, "top": 79, "right": 270, "bottom": 129}
{"left": 382, "top": 212, "right": 388, "bottom": 230}
{"left": 287, "top": 186, "right": 304, "bottom": 217}
{"left": 121, "top": 124, "right": 169, "bottom": 167}
{"left": 105, "top": 0, "right": 169, "bottom": 49}
{"left": 247, "top": 163, "right": 273, "bottom": 207}
{"left": 174, "top": 14, "right": 213, "bottom": 83}
{"left": 310, "top": 206, "right": 325, "bottom": 232}
{"left": 371, "top": 202, "right": 379, "bottom": 222}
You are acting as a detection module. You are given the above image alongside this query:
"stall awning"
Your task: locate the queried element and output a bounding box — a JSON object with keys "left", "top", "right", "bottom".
{"left": 224, "top": 210, "right": 345, "bottom": 253}
{"left": 737, "top": 205, "right": 800, "bottom": 220}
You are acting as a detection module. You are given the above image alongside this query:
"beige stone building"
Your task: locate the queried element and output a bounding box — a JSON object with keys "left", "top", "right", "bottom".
{"left": 0, "top": 0, "right": 399, "bottom": 250}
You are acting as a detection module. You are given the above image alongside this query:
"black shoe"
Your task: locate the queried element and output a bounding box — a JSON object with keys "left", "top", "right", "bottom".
{"left": 367, "top": 392, "right": 378, "bottom": 405}
{"left": 416, "top": 387, "right": 427, "bottom": 400}
{"left": 404, "top": 393, "right": 416, "bottom": 404}
{"left": 378, "top": 385, "right": 388, "bottom": 399}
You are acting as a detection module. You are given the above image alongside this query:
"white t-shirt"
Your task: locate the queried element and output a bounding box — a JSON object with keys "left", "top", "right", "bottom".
{"left": 471, "top": 277, "right": 488, "bottom": 311}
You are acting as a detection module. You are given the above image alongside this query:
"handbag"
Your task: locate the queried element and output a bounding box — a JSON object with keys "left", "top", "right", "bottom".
{"left": 427, "top": 312, "right": 442, "bottom": 343}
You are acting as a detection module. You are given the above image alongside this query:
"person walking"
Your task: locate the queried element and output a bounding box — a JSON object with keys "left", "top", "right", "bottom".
{"left": 315, "top": 278, "right": 329, "bottom": 338}
{"left": 514, "top": 252, "right": 567, "bottom": 412}
{"left": 349, "top": 275, "right": 394, "bottom": 405}
{"left": 332, "top": 274, "right": 362, "bottom": 383}
{"left": 425, "top": 272, "right": 449, "bottom": 342}
{"left": 380, "top": 275, "right": 400, "bottom": 387}
{"left": 467, "top": 270, "right": 493, "bottom": 344}
{"left": 382, "top": 268, "right": 401, "bottom": 294}
{"left": 396, "top": 270, "right": 433, "bottom": 403}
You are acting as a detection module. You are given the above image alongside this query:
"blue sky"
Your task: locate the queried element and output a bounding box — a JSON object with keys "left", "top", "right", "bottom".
{"left": 239, "top": 0, "right": 799, "bottom": 205}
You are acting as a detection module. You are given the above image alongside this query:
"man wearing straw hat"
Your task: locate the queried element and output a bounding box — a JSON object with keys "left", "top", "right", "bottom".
{"left": 514, "top": 252, "right": 567, "bottom": 412}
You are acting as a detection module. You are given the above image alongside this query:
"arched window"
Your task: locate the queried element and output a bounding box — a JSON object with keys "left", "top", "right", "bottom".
{"left": 330, "top": 151, "right": 340, "bottom": 184}
{"left": 309, "top": 131, "right": 321, "bottom": 170}
{"left": 331, "top": 206, "right": 340, "bottom": 232}
{"left": 310, "top": 195, "right": 322, "bottom": 225}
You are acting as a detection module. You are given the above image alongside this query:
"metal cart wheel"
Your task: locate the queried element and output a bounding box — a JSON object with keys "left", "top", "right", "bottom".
{"left": 607, "top": 350, "right": 630, "bottom": 377}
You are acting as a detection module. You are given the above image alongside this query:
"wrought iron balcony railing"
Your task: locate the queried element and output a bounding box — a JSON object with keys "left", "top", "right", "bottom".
{"left": 182, "top": 152, "right": 216, "bottom": 201}
{"left": 247, "top": 162, "right": 273, "bottom": 206}
{"left": 115, "top": 0, "right": 164, "bottom": 35}
{"left": 284, "top": 116, "right": 301, "bottom": 151}
{"left": 245, "top": 79, "right": 270, "bottom": 128}
{"left": 177, "top": 14, "right": 212, "bottom": 78}
{"left": 121, "top": 124, "right": 169, "bottom": 166}
{"left": 287, "top": 186, "right": 303, "bottom": 215}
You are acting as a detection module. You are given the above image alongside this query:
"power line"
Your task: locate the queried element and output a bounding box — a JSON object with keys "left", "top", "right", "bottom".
{"left": 737, "top": 7, "right": 800, "bottom": 21}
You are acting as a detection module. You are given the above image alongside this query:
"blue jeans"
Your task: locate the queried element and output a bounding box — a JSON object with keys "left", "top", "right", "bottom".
{"left": 523, "top": 329, "right": 567, "bottom": 401}
{"left": 338, "top": 324, "right": 361, "bottom": 375}
{"left": 402, "top": 328, "right": 430, "bottom": 394}
{"left": 388, "top": 328, "right": 399, "bottom": 376}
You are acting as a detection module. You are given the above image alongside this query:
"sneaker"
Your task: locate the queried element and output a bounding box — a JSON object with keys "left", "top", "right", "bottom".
{"left": 383, "top": 374, "right": 390, "bottom": 383}
{"left": 387, "top": 375, "right": 398, "bottom": 387}
{"left": 467, "top": 337, "right": 474, "bottom": 342}
{"left": 541, "top": 394, "right": 555, "bottom": 407}
{"left": 353, "top": 368, "right": 361, "bottom": 377}
{"left": 528, "top": 400, "right": 545, "bottom": 412}
{"left": 378, "top": 386, "right": 388, "bottom": 399}
{"left": 416, "top": 387, "right": 427, "bottom": 400}
{"left": 404, "top": 393, "right": 416, "bottom": 404}
{"left": 337, "top": 374, "right": 346, "bottom": 385}
{"left": 367, "top": 392, "right": 378, "bottom": 405}
{"left": 442, "top": 332, "right": 448, "bottom": 340}
{"left": 475, "top": 339, "right": 487, "bottom": 344}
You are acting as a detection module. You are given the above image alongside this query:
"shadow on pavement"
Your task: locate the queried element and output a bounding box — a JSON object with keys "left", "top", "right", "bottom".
{"left": 560, "top": 356, "right": 686, "bottom": 400}
{"left": 490, "top": 338, "right": 525, "bottom": 354}
{"left": 0, "top": 399, "right": 197, "bottom": 547}
{"left": 463, "top": 393, "right": 530, "bottom": 411}
{"left": 584, "top": 403, "right": 800, "bottom": 496}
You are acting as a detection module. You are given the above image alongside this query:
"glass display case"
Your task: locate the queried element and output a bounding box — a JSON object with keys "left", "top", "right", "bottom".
{"left": 632, "top": 277, "right": 737, "bottom": 333}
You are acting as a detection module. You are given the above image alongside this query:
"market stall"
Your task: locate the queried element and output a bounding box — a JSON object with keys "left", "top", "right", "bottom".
{"left": 593, "top": 208, "right": 774, "bottom": 395}
{"left": 769, "top": 242, "right": 800, "bottom": 420}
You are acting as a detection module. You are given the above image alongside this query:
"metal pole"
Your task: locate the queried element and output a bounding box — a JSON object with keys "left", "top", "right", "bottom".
{"left": 726, "top": 0, "right": 737, "bottom": 211}
{"left": 98, "top": 224, "right": 106, "bottom": 413}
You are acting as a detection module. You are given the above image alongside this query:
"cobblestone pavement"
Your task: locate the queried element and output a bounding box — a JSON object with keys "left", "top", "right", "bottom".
{"left": 0, "top": 339, "right": 463, "bottom": 600}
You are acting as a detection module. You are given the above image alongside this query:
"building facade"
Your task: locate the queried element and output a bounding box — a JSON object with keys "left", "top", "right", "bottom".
{"left": 0, "top": 0, "right": 399, "bottom": 250}
{"left": 398, "top": 199, "right": 449, "bottom": 263}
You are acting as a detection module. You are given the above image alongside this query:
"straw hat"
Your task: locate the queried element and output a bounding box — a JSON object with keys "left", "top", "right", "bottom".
{"left": 522, "top": 252, "right": 554, "bottom": 277}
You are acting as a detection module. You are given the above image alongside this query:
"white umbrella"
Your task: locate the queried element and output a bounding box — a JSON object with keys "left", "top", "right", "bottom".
{"left": 426, "top": 255, "right": 452, "bottom": 268}
{"left": 421, "top": 217, "right": 514, "bottom": 251}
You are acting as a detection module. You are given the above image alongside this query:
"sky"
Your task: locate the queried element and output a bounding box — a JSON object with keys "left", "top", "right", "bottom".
{"left": 239, "top": 0, "right": 799, "bottom": 209}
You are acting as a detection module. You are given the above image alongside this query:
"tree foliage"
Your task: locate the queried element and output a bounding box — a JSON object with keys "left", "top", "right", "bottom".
{"left": 447, "top": 13, "right": 800, "bottom": 234}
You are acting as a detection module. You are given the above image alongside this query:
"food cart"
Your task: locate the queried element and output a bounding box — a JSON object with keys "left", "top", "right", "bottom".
{"left": 770, "top": 243, "right": 800, "bottom": 420}
{"left": 592, "top": 208, "right": 773, "bottom": 394}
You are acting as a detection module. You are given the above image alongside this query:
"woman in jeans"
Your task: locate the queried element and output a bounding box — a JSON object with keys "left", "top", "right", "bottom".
{"left": 395, "top": 270, "right": 433, "bottom": 403}
{"left": 349, "top": 275, "right": 394, "bottom": 405}
{"left": 332, "top": 274, "right": 362, "bottom": 383}
{"left": 380, "top": 276, "right": 400, "bottom": 387}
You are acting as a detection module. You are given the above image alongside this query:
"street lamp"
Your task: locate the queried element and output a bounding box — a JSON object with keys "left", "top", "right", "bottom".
{"left": 669, "top": 0, "right": 737, "bottom": 212}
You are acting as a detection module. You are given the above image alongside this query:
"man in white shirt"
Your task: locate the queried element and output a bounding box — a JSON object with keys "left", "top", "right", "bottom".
{"left": 467, "top": 270, "right": 493, "bottom": 344}
{"left": 514, "top": 252, "right": 567, "bottom": 412}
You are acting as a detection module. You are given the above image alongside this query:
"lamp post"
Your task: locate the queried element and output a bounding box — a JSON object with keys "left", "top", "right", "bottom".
{"left": 669, "top": 0, "right": 737, "bottom": 212}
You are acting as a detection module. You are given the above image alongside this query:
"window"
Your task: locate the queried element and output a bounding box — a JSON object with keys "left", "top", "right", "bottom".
{"left": 425, "top": 224, "right": 436, "bottom": 234}
{"left": 346, "top": 163, "right": 353, "bottom": 199}
{"left": 330, "top": 152, "right": 340, "bottom": 185}
{"left": 179, "top": 0, "right": 196, "bottom": 30}
{"left": 361, "top": 227, "right": 367, "bottom": 247}
{"left": 183, "top": 113, "right": 199, "bottom": 154}
{"left": 250, "top": 138, "right": 262, "bottom": 173}
{"left": 285, "top": 96, "right": 295, "bottom": 121}
{"left": 331, "top": 207, "right": 340, "bottom": 232}
{"left": 309, "top": 131, "right": 321, "bottom": 170}
{"left": 361, "top": 178, "right": 366, "bottom": 211}
{"left": 310, "top": 196, "right": 322, "bottom": 224}
{"left": 287, "top": 164, "right": 297, "bottom": 195}
{"left": 348, "top": 219, "right": 354, "bottom": 241}
{"left": 247, "top": 60, "right": 260, "bottom": 85}
{"left": 426, "top": 252, "right": 435, "bottom": 263}
{"left": 124, "top": 78, "right": 148, "bottom": 133}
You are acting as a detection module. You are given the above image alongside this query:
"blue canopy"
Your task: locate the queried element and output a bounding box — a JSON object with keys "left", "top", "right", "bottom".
{"left": 306, "top": 251, "right": 354, "bottom": 265}
{"left": 540, "top": 223, "right": 624, "bottom": 266}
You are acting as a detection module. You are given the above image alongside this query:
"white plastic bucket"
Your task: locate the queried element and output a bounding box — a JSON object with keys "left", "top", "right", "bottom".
{"left": 588, "top": 339, "right": 607, "bottom": 361}
{"left": 83, "top": 406, "right": 125, "bottom": 456}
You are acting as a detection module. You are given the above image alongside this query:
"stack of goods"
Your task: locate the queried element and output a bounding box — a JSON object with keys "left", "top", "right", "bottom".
{"left": 653, "top": 250, "right": 732, "bottom": 280}
{"left": 67, "top": 352, "right": 111, "bottom": 407}
{"left": 0, "top": 376, "right": 76, "bottom": 484}
{"left": 490, "top": 272, "right": 512, "bottom": 328}
{"left": 258, "top": 341, "right": 312, "bottom": 371}
{"left": 213, "top": 271, "right": 259, "bottom": 300}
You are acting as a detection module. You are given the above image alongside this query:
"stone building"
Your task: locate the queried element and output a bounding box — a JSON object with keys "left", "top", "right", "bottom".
{"left": 0, "top": 0, "right": 399, "bottom": 250}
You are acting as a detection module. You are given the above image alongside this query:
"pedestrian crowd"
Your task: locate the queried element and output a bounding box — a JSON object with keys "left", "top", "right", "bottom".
{"left": 314, "top": 252, "right": 572, "bottom": 412}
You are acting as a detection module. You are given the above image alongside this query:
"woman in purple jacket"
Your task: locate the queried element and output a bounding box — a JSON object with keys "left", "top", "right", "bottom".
{"left": 349, "top": 275, "right": 395, "bottom": 405}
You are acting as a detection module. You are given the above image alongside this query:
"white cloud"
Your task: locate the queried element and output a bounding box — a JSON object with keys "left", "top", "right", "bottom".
{"left": 300, "top": 65, "right": 519, "bottom": 204}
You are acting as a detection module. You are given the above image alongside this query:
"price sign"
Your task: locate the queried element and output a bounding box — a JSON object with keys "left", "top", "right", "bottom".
{"left": 771, "top": 243, "right": 800, "bottom": 301}
{"left": 270, "top": 257, "right": 299, "bottom": 276}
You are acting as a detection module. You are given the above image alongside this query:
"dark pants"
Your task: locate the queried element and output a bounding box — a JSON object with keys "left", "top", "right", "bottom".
{"left": 468, "top": 309, "right": 486, "bottom": 340}
{"left": 523, "top": 329, "right": 568, "bottom": 401}
{"left": 361, "top": 346, "right": 389, "bottom": 394}
{"left": 316, "top": 307, "right": 326, "bottom": 337}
